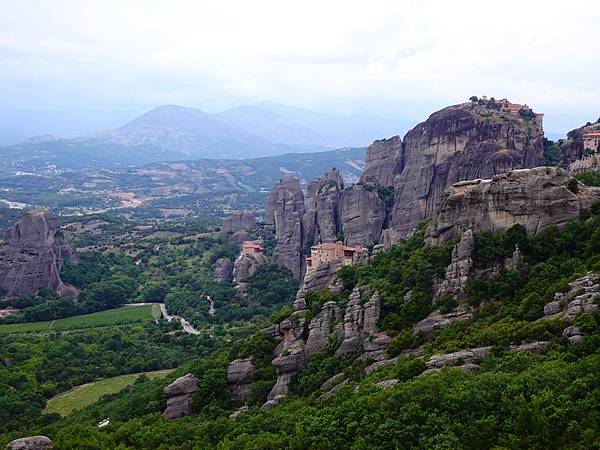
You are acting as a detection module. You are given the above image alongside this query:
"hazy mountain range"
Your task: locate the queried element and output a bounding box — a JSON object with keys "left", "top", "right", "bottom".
{"left": 0, "top": 102, "right": 405, "bottom": 171}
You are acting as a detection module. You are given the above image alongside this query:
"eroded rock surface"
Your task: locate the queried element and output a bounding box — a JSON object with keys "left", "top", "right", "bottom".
{"left": 5, "top": 437, "right": 52, "bottom": 450}
{"left": 426, "top": 167, "right": 599, "bottom": 246}
{"left": 213, "top": 257, "right": 233, "bottom": 284}
{"left": 227, "top": 358, "right": 254, "bottom": 400}
{"left": 340, "top": 185, "right": 386, "bottom": 247}
{"left": 266, "top": 177, "right": 306, "bottom": 280}
{"left": 163, "top": 373, "right": 198, "bottom": 419}
{"left": 0, "top": 211, "right": 78, "bottom": 299}
{"left": 303, "top": 169, "right": 344, "bottom": 246}
{"left": 221, "top": 212, "right": 257, "bottom": 236}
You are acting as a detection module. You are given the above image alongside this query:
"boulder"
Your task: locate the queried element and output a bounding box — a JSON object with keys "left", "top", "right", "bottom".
{"left": 0, "top": 211, "right": 78, "bottom": 299}
{"left": 319, "top": 372, "right": 346, "bottom": 393}
{"left": 227, "top": 358, "right": 254, "bottom": 400}
{"left": 376, "top": 379, "right": 400, "bottom": 388}
{"left": 412, "top": 307, "right": 473, "bottom": 334}
{"left": 426, "top": 347, "right": 492, "bottom": 369}
{"left": 163, "top": 373, "right": 198, "bottom": 419}
{"left": 5, "top": 437, "right": 52, "bottom": 450}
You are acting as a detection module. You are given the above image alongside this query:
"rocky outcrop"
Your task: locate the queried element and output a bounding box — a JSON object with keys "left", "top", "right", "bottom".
{"left": 266, "top": 177, "right": 306, "bottom": 280}
{"left": 233, "top": 248, "right": 266, "bottom": 285}
{"left": 267, "top": 312, "right": 307, "bottom": 400}
{"left": 425, "top": 346, "right": 492, "bottom": 370}
{"left": 360, "top": 135, "right": 404, "bottom": 187}
{"left": 213, "top": 257, "right": 233, "bottom": 284}
{"left": 426, "top": 167, "right": 600, "bottom": 246}
{"left": 163, "top": 373, "right": 198, "bottom": 419}
{"left": 227, "top": 358, "right": 254, "bottom": 400}
{"left": 221, "top": 212, "right": 257, "bottom": 236}
{"left": 0, "top": 211, "right": 78, "bottom": 299}
{"left": 433, "top": 230, "right": 474, "bottom": 301}
{"left": 340, "top": 185, "right": 386, "bottom": 247}
{"left": 388, "top": 102, "right": 545, "bottom": 236}
{"left": 303, "top": 169, "right": 344, "bottom": 246}
{"left": 305, "top": 301, "right": 343, "bottom": 357}
{"left": 5, "top": 437, "right": 52, "bottom": 450}
{"left": 560, "top": 121, "right": 600, "bottom": 166}
{"left": 542, "top": 272, "right": 600, "bottom": 343}
{"left": 412, "top": 306, "right": 473, "bottom": 334}
{"left": 335, "top": 289, "right": 390, "bottom": 360}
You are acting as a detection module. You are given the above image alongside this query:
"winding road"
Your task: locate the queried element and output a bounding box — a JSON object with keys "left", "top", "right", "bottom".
{"left": 158, "top": 304, "right": 200, "bottom": 335}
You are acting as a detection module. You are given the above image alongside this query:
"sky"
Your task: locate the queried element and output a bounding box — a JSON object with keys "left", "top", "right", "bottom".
{"left": 0, "top": 0, "right": 599, "bottom": 136}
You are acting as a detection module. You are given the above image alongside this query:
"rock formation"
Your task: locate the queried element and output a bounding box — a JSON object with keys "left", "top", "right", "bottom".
{"left": 359, "top": 135, "right": 404, "bottom": 187}
{"left": 340, "top": 185, "right": 386, "bottom": 247}
{"left": 213, "top": 257, "right": 233, "bottom": 284}
{"left": 305, "top": 301, "right": 343, "bottom": 356}
{"left": 227, "top": 358, "right": 254, "bottom": 400}
{"left": 433, "top": 230, "right": 475, "bottom": 301}
{"left": 233, "top": 243, "right": 266, "bottom": 285}
{"left": 163, "top": 373, "right": 198, "bottom": 419}
{"left": 425, "top": 167, "right": 599, "bottom": 246}
{"left": 303, "top": 169, "right": 344, "bottom": 246}
{"left": 388, "top": 102, "right": 545, "bottom": 236}
{"left": 0, "top": 211, "right": 78, "bottom": 299}
{"left": 266, "top": 177, "right": 306, "bottom": 280}
{"left": 5, "top": 436, "right": 52, "bottom": 450}
{"left": 560, "top": 121, "right": 600, "bottom": 166}
{"left": 221, "top": 212, "right": 257, "bottom": 236}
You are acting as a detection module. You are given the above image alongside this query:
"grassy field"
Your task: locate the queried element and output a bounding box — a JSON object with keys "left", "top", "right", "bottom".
{"left": 0, "top": 304, "right": 154, "bottom": 334}
{"left": 44, "top": 369, "right": 174, "bottom": 416}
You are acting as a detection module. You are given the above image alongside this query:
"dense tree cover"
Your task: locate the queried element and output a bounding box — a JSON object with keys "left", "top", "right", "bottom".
{"left": 575, "top": 171, "right": 600, "bottom": 187}
{"left": 0, "top": 321, "right": 203, "bottom": 435}
{"left": 5, "top": 212, "right": 600, "bottom": 447}
{"left": 543, "top": 137, "right": 561, "bottom": 166}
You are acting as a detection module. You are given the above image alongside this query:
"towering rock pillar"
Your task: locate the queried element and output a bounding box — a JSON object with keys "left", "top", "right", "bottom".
{"left": 0, "top": 210, "right": 78, "bottom": 299}
{"left": 303, "top": 168, "right": 344, "bottom": 246}
{"left": 266, "top": 177, "right": 306, "bottom": 280}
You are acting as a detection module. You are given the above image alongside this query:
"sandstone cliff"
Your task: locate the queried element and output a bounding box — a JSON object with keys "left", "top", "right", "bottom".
{"left": 303, "top": 169, "right": 344, "bottom": 246}
{"left": 0, "top": 211, "right": 78, "bottom": 299}
{"left": 213, "top": 257, "right": 234, "bottom": 284}
{"left": 425, "top": 167, "right": 599, "bottom": 246}
{"left": 340, "top": 185, "right": 386, "bottom": 247}
{"left": 560, "top": 121, "right": 600, "bottom": 166}
{"left": 221, "top": 212, "right": 257, "bottom": 236}
{"left": 265, "top": 177, "right": 305, "bottom": 280}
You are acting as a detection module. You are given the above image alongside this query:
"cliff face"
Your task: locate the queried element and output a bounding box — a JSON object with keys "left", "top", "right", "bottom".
{"left": 425, "top": 167, "right": 599, "bottom": 246}
{"left": 389, "top": 104, "right": 545, "bottom": 235}
{"left": 221, "top": 212, "right": 257, "bottom": 235}
{"left": 340, "top": 185, "right": 386, "bottom": 247}
{"left": 266, "top": 177, "right": 306, "bottom": 280}
{"left": 0, "top": 211, "right": 78, "bottom": 299}
{"left": 303, "top": 169, "right": 344, "bottom": 246}
{"left": 560, "top": 122, "right": 600, "bottom": 166}
{"left": 359, "top": 135, "right": 404, "bottom": 187}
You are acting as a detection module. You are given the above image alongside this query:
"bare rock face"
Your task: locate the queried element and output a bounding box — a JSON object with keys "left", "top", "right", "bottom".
{"left": 543, "top": 272, "right": 600, "bottom": 324}
{"left": 335, "top": 289, "right": 389, "bottom": 359}
{"left": 389, "top": 103, "right": 545, "bottom": 236}
{"left": 305, "top": 301, "right": 343, "bottom": 357}
{"left": 233, "top": 250, "right": 265, "bottom": 285}
{"left": 5, "top": 436, "right": 52, "bottom": 450}
{"left": 426, "top": 346, "right": 492, "bottom": 370}
{"left": 221, "top": 212, "right": 257, "bottom": 236}
{"left": 359, "top": 135, "right": 404, "bottom": 187}
{"left": 163, "top": 373, "right": 198, "bottom": 419}
{"left": 0, "top": 211, "right": 78, "bottom": 299}
{"left": 426, "top": 167, "right": 599, "bottom": 246}
{"left": 433, "top": 230, "right": 474, "bottom": 301}
{"left": 267, "top": 312, "right": 307, "bottom": 400}
{"left": 227, "top": 358, "right": 254, "bottom": 400}
{"left": 412, "top": 306, "right": 473, "bottom": 334}
{"left": 303, "top": 169, "right": 344, "bottom": 246}
{"left": 266, "top": 177, "right": 306, "bottom": 280}
{"left": 213, "top": 257, "right": 233, "bottom": 284}
{"left": 560, "top": 122, "right": 600, "bottom": 165}
{"left": 229, "top": 230, "right": 252, "bottom": 246}
{"left": 341, "top": 185, "right": 386, "bottom": 247}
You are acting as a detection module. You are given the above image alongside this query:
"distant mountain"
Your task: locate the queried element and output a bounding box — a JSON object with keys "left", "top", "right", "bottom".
{"left": 218, "top": 101, "right": 404, "bottom": 148}
{"left": 0, "top": 102, "right": 402, "bottom": 172}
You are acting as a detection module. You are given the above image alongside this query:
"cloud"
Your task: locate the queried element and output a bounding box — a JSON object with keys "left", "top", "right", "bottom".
{"left": 0, "top": 0, "right": 598, "bottom": 132}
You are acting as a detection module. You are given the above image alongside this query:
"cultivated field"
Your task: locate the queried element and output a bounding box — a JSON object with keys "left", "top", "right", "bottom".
{"left": 44, "top": 369, "right": 174, "bottom": 416}
{"left": 0, "top": 304, "right": 155, "bottom": 334}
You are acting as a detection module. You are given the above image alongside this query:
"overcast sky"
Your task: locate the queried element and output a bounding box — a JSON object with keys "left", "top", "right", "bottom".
{"left": 0, "top": 0, "right": 599, "bottom": 134}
